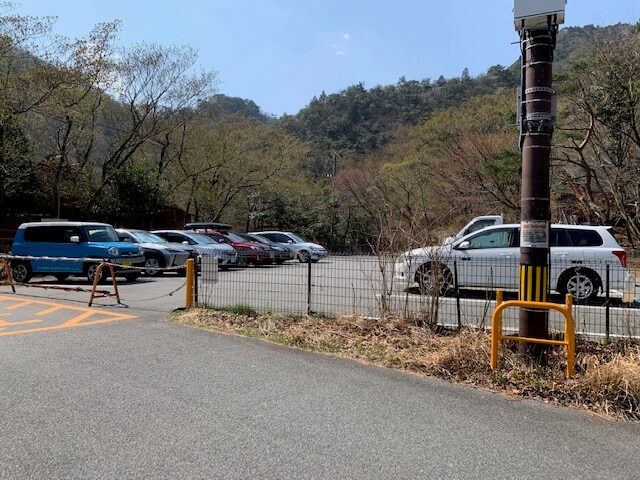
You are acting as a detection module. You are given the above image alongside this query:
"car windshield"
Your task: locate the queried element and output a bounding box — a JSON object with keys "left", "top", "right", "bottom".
{"left": 225, "top": 232, "right": 246, "bottom": 243}
{"left": 187, "top": 233, "right": 220, "bottom": 244}
{"left": 85, "top": 225, "right": 119, "bottom": 242}
{"left": 250, "top": 234, "right": 271, "bottom": 244}
{"left": 132, "top": 231, "right": 168, "bottom": 243}
{"left": 288, "top": 233, "right": 306, "bottom": 243}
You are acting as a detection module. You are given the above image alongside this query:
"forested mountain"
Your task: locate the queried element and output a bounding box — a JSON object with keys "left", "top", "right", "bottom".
{"left": 282, "top": 23, "right": 634, "bottom": 160}
{"left": 1, "top": 13, "right": 639, "bottom": 252}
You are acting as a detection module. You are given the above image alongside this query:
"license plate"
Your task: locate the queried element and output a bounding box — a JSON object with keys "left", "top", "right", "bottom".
{"left": 122, "top": 261, "right": 132, "bottom": 267}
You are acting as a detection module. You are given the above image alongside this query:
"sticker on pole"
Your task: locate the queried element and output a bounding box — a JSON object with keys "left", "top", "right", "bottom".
{"left": 520, "top": 220, "right": 549, "bottom": 248}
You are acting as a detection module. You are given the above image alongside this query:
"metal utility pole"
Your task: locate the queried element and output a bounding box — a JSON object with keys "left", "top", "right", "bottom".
{"left": 514, "top": 1, "right": 566, "bottom": 359}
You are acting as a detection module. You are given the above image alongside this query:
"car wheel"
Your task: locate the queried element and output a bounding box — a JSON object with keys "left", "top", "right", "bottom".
{"left": 297, "top": 250, "right": 311, "bottom": 263}
{"left": 559, "top": 268, "right": 600, "bottom": 301}
{"left": 11, "top": 261, "right": 32, "bottom": 283}
{"left": 123, "top": 272, "right": 140, "bottom": 282}
{"left": 415, "top": 262, "right": 452, "bottom": 296}
{"left": 144, "top": 255, "right": 163, "bottom": 276}
{"left": 54, "top": 274, "right": 69, "bottom": 282}
{"left": 85, "top": 263, "right": 107, "bottom": 284}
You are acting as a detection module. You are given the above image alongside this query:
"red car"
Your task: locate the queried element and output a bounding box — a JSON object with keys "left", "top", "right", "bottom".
{"left": 189, "top": 228, "right": 272, "bottom": 265}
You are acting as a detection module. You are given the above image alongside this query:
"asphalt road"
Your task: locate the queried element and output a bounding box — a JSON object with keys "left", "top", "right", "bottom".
{"left": 1, "top": 292, "right": 640, "bottom": 479}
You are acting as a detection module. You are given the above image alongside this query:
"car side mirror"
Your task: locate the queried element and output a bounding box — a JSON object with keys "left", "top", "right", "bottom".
{"left": 69, "top": 235, "right": 80, "bottom": 243}
{"left": 288, "top": 240, "right": 294, "bottom": 244}
{"left": 457, "top": 241, "right": 470, "bottom": 250}
{"left": 182, "top": 241, "right": 189, "bottom": 245}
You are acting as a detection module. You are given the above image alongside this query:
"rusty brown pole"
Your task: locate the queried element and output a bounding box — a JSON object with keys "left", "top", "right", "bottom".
{"left": 518, "top": 27, "right": 557, "bottom": 359}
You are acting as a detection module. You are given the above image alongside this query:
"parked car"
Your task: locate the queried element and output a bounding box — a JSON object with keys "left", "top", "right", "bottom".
{"left": 10, "top": 222, "right": 145, "bottom": 283}
{"left": 237, "top": 233, "right": 295, "bottom": 264}
{"left": 151, "top": 230, "right": 237, "bottom": 270}
{"left": 116, "top": 229, "right": 194, "bottom": 276}
{"left": 249, "top": 231, "right": 327, "bottom": 263}
{"left": 394, "top": 224, "right": 630, "bottom": 301}
{"left": 184, "top": 225, "right": 271, "bottom": 265}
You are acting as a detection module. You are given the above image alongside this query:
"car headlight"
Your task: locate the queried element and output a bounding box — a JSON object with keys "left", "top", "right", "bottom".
{"left": 108, "top": 246, "right": 119, "bottom": 256}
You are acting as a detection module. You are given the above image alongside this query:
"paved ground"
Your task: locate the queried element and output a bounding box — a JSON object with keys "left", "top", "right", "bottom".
{"left": 1, "top": 283, "right": 640, "bottom": 479}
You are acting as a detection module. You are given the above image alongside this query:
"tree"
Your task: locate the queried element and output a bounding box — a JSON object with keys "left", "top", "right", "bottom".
{"left": 0, "top": 120, "right": 42, "bottom": 219}
{"left": 170, "top": 119, "right": 308, "bottom": 222}
{"left": 557, "top": 26, "right": 640, "bottom": 244}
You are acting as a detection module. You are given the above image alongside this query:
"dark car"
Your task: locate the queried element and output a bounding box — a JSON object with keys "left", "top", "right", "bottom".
{"left": 116, "top": 229, "right": 194, "bottom": 276}
{"left": 237, "top": 233, "right": 294, "bottom": 264}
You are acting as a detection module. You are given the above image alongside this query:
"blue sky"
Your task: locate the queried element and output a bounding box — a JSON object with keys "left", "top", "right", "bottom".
{"left": 15, "top": 1, "right": 640, "bottom": 116}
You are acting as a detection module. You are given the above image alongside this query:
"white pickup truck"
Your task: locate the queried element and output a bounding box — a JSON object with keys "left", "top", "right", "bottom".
{"left": 443, "top": 215, "right": 503, "bottom": 245}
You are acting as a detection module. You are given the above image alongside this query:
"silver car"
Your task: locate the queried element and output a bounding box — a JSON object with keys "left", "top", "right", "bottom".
{"left": 249, "top": 231, "right": 327, "bottom": 263}
{"left": 151, "top": 230, "right": 238, "bottom": 270}
{"left": 116, "top": 229, "right": 194, "bottom": 276}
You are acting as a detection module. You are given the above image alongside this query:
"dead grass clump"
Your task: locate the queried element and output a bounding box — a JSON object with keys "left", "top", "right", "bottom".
{"left": 174, "top": 308, "right": 640, "bottom": 420}
{"left": 574, "top": 347, "right": 640, "bottom": 419}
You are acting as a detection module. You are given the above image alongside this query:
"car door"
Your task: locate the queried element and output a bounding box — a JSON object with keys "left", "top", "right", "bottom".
{"left": 453, "top": 227, "right": 520, "bottom": 289}
{"left": 27, "top": 225, "right": 83, "bottom": 274}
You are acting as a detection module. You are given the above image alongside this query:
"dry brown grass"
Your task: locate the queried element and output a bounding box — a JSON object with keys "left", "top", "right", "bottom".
{"left": 174, "top": 308, "right": 640, "bottom": 421}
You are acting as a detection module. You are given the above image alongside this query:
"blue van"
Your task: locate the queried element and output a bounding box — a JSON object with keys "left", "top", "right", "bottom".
{"left": 11, "top": 222, "right": 145, "bottom": 283}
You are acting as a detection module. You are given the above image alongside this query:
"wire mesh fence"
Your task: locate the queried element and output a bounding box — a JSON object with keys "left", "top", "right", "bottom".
{"left": 194, "top": 253, "right": 640, "bottom": 341}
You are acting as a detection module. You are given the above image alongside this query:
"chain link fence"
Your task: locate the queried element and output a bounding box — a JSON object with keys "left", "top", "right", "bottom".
{"left": 192, "top": 254, "right": 640, "bottom": 341}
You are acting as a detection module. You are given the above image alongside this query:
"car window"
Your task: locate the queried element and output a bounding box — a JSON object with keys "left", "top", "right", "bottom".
{"left": 187, "top": 233, "right": 219, "bottom": 244}
{"left": 134, "top": 231, "right": 167, "bottom": 243}
{"left": 550, "top": 228, "right": 571, "bottom": 247}
{"left": 263, "top": 233, "right": 291, "bottom": 243}
{"left": 465, "top": 228, "right": 517, "bottom": 249}
{"left": 118, "top": 232, "right": 134, "bottom": 242}
{"left": 158, "top": 233, "right": 182, "bottom": 243}
{"left": 463, "top": 219, "right": 497, "bottom": 237}
{"left": 85, "top": 226, "right": 119, "bottom": 242}
{"left": 23, "top": 226, "right": 81, "bottom": 243}
{"left": 567, "top": 229, "right": 603, "bottom": 247}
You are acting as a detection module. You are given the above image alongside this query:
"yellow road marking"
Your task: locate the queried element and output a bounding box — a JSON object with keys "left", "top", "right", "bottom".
{"left": 36, "top": 306, "right": 65, "bottom": 316}
{"left": 0, "top": 295, "right": 137, "bottom": 336}
{"left": 0, "top": 319, "right": 43, "bottom": 328}
{"left": 5, "top": 300, "right": 33, "bottom": 311}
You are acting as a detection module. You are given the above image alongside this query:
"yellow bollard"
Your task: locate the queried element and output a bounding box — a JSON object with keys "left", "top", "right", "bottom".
{"left": 185, "top": 258, "right": 194, "bottom": 308}
{"left": 490, "top": 290, "right": 575, "bottom": 378}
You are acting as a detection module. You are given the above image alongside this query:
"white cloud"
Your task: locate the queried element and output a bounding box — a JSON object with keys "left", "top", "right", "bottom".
{"left": 331, "top": 32, "right": 350, "bottom": 56}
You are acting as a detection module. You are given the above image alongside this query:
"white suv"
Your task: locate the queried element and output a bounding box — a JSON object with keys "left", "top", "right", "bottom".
{"left": 394, "top": 224, "right": 630, "bottom": 301}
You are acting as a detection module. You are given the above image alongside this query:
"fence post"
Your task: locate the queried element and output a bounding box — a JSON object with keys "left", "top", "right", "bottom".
{"left": 454, "top": 261, "right": 461, "bottom": 329}
{"left": 306, "top": 259, "right": 312, "bottom": 315}
{"left": 605, "top": 264, "right": 610, "bottom": 342}
{"left": 194, "top": 255, "right": 200, "bottom": 306}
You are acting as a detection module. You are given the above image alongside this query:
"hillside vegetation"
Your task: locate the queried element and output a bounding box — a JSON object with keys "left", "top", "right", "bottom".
{"left": 1, "top": 7, "right": 639, "bottom": 251}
